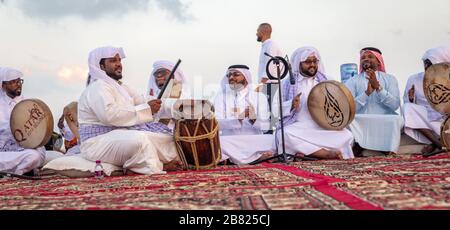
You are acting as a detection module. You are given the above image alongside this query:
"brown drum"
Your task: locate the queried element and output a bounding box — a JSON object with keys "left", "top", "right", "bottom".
{"left": 173, "top": 100, "right": 221, "bottom": 170}
{"left": 424, "top": 62, "right": 450, "bottom": 116}
{"left": 64, "top": 101, "right": 79, "bottom": 141}
{"left": 441, "top": 116, "right": 450, "bottom": 152}
{"left": 10, "top": 99, "right": 54, "bottom": 149}
{"left": 307, "top": 80, "right": 356, "bottom": 130}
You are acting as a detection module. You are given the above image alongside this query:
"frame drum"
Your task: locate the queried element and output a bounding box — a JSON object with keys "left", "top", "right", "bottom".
{"left": 10, "top": 99, "right": 54, "bottom": 149}
{"left": 423, "top": 62, "right": 450, "bottom": 116}
{"left": 308, "top": 80, "right": 356, "bottom": 130}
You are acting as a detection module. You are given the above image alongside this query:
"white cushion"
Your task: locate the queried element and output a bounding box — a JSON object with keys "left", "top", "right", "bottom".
{"left": 43, "top": 156, "right": 122, "bottom": 178}
{"left": 44, "top": 151, "right": 65, "bottom": 165}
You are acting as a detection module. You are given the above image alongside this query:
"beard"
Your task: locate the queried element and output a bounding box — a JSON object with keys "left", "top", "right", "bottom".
{"left": 257, "top": 36, "right": 262, "bottom": 42}
{"left": 229, "top": 83, "right": 245, "bottom": 91}
{"left": 5, "top": 87, "right": 22, "bottom": 98}
{"left": 301, "top": 67, "right": 318, "bottom": 77}
{"left": 106, "top": 72, "right": 123, "bottom": 81}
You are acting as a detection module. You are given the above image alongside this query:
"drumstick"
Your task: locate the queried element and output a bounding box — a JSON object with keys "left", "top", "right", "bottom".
{"left": 157, "top": 59, "right": 182, "bottom": 100}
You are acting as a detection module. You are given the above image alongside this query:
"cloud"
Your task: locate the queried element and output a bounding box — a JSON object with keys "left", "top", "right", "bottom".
{"left": 57, "top": 65, "right": 88, "bottom": 84}
{"left": 1, "top": 0, "right": 191, "bottom": 21}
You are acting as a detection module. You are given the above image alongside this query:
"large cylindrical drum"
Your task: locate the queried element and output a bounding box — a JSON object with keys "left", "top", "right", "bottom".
{"left": 308, "top": 80, "right": 356, "bottom": 130}
{"left": 10, "top": 99, "right": 54, "bottom": 149}
{"left": 423, "top": 62, "right": 450, "bottom": 116}
{"left": 173, "top": 100, "right": 221, "bottom": 170}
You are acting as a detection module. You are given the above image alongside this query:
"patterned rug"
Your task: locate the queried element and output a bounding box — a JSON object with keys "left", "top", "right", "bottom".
{"left": 1, "top": 154, "right": 449, "bottom": 210}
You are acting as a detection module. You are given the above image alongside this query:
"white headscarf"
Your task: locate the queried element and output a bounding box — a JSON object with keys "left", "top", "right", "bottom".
{"left": 87, "top": 46, "right": 130, "bottom": 101}
{"left": 422, "top": 46, "right": 450, "bottom": 64}
{"left": 0, "top": 67, "right": 24, "bottom": 95}
{"left": 147, "top": 60, "right": 187, "bottom": 97}
{"left": 290, "top": 46, "right": 326, "bottom": 76}
{"left": 220, "top": 65, "right": 253, "bottom": 92}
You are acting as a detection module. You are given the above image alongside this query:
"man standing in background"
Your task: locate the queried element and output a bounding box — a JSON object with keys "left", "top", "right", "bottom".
{"left": 256, "top": 23, "right": 284, "bottom": 132}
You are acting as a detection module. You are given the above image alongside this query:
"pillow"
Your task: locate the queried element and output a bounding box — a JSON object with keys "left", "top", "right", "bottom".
{"left": 44, "top": 151, "right": 65, "bottom": 165}
{"left": 43, "top": 156, "right": 123, "bottom": 178}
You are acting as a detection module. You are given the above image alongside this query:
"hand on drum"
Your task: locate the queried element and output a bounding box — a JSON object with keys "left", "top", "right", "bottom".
{"left": 291, "top": 93, "right": 302, "bottom": 111}
{"left": 408, "top": 84, "right": 415, "bottom": 103}
{"left": 148, "top": 99, "right": 162, "bottom": 115}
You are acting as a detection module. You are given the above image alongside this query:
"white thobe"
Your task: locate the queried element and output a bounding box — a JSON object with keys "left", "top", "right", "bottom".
{"left": 275, "top": 77, "right": 355, "bottom": 159}
{"left": 402, "top": 72, "right": 445, "bottom": 144}
{"left": 214, "top": 87, "right": 273, "bottom": 164}
{"left": 345, "top": 72, "right": 404, "bottom": 152}
{"left": 78, "top": 80, "right": 178, "bottom": 175}
{"left": 0, "top": 93, "right": 45, "bottom": 175}
{"left": 258, "top": 39, "right": 284, "bottom": 82}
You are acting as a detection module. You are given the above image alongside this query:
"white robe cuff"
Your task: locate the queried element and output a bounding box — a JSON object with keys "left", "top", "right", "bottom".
{"left": 135, "top": 103, "right": 154, "bottom": 123}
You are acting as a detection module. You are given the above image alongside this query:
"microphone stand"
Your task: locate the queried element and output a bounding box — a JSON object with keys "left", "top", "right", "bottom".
{"left": 251, "top": 55, "right": 317, "bottom": 164}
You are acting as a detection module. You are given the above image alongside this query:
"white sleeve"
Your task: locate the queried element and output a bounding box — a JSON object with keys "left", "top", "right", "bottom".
{"left": 89, "top": 84, "right": 154, "bottom": 127}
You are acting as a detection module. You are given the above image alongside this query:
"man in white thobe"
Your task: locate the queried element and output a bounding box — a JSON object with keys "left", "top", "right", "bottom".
{"left": 214, "top": 65, "right": 273, "bottom": 165}
{"left": 0, "top": 68, "right": 45, "bottom": 175}
{"left": 274, "top": 47, "right": 355, "bottom": 160}
{"left": 256, "top": 23, "right": 284, "bottom": 85}
{"left": 256, "top": 23, "right": 284, "bottom": 132}
{"left": 78, "top": 46, "right": 179, "bottom": 175}
{"left": 403, "top": 46, "right": 450, "bottom": 156}
{"left": 345, "top": 47, "right": 403, "bottom": 155}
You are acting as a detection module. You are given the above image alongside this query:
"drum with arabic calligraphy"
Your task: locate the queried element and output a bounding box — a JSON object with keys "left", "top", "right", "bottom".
{"left": 10, "top": 99, "right": 54, "bottom": 149}
{"left": 307, "top": 81, "right": 356, "bottom": 130}
{"left": 441, "top": 116, "right": 450, "bottom": 152}
{"left": 423, "top": 62, "right": 450, "bottom": 116}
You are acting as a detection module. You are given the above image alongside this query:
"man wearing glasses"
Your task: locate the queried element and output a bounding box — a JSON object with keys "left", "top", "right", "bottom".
{"left": 214, "top": 65, "right": 274, "bottom": 165}
{"left": 0, "top": 68, "right": 45, "bottom": 175}
{"left": 147, "top": 60, "right": 190, "bottom": 99}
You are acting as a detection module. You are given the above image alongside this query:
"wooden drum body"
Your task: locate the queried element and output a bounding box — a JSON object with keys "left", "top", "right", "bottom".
{"left": 173, "top": 100, "right": 221, "bottom": 170}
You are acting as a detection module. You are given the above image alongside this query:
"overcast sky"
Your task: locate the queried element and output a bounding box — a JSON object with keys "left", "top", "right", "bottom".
{"left": 1, "top": 0, "right": 449, "bottom": 124}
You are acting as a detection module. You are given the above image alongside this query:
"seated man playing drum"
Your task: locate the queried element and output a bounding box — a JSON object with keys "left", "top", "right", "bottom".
{"left": 214, "top": 65, "right": 274, "bottom": 164}
{"left": 403, "top": 46, "right": 450, "bottom": 156}
{"left": 345, "top": 47, "right": 403, "bottom": 155}
{"left": 78, "top": 46, "right": 180, "bottom": 175}
{"left": 274, "top": 47, "right": 355, "bottom": 160}
{"left": 0, "top": 68, "right": 45, "bottom": 175}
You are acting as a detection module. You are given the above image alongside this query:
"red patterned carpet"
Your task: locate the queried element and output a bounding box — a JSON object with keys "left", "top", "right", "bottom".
{"left": 1, "top": 154, "right": 449, "bottom": 210}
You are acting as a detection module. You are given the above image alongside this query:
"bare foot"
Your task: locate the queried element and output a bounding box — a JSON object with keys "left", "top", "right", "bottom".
{"left": 258, "top": 151, "right": 275, "bottom": 162}
{"left": 310, "top": 149, "right": 344, "bottom": 160}
{"left": 163, "top": 160, "right": 183, "bottom": 172}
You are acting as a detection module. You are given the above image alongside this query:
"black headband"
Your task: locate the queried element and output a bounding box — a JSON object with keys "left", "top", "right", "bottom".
{"left": 228, "top": 65, "right": 249, "bottom": 70}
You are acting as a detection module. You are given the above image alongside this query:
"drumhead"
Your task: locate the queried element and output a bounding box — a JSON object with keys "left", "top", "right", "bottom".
{"left": 307, "top": 80, "right": 356, "bottom": 130}
{"left": 423, "top": 62, "right": 450, "bottom": 116}
{"left": 64, "top": 101, "right": 79, "bottom": 141}
{"left": 172, "top": 99, "right": 215, "bottom": 120}
{"left": 10, "top": 99, "right": 54, "bottom": 149}
{"left": 441, "top": 116, "right": 450, "bottom": 151}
